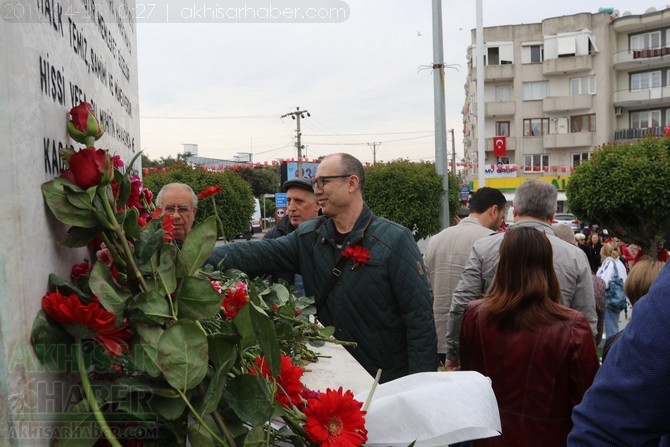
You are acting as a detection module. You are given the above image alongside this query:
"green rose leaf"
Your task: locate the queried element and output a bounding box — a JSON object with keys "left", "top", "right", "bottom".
{"left": 47, "top": 273, "right": 87, "bottom": 298}
{"left": 157, "top": 321, "right": 208, "bottom": 391}
{"left": 207, "top": 331, "right": 238, "bottom": 370}
{"left": 181, "top": 216, "right": 217, "bottom": 276}
{"left": 149, "top": 394, "right": 187, "bottom": 421}
{"left": 187, "top": 416, "right": 217, "bottom": 447}
{"left": 128, "top": 290, "right": 171, "bottom": 325}
{"left": 136, "top": 222, "right": 167, "bottom": 266}
{"left": 63, "top": 225, "right": 102, "bottom": 248}
{"left": 42, "top": 179, "right": 99, "bottom": 228}
{"left": 29, "top": 310, "right": 74, "bottom": 369}
{"left": 234, "top": 304, "right": 280, "bottom": 376}
{"left": 224, "top": 374, "right": 274, "bottom": 426}
{"left": 88, "top": 261, "right": 130, "bottom": 314}
{"left": 156, "top": 244, "right": 177, "bottom": 295}
{"left": 200, "top": 345, "right": 237, "bottom": 415}
{"left": 64, "top": 187, "right": 97, "bottom": 211}
{"left": 243, "top": 425, "right": 268, "bottom": 447}
{"left": 177, "top": 277, "right": 222, "bottom": 320}
{"left": 131, "top": 324, "right": 163, "bottom": 377}
{"left": 122, "top": 207, "right": 142, "bottom": 240}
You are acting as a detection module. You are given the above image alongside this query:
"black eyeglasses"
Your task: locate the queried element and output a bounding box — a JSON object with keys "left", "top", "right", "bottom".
{"left": 310, "top": 175, "right": 351, "bottom": 189}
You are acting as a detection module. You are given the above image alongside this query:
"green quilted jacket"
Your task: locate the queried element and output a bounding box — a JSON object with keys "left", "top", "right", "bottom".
{"left": 206, "top": 204, "right": 437, "bottom": 383}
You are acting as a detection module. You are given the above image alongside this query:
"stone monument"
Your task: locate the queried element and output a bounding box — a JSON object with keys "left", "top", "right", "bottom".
{"left": 0, "top": 1, "right": 139, "bottom": 443}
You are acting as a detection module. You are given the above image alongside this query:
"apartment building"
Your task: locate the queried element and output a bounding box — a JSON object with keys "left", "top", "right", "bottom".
{"left": 462, "top": 6, "right": 670, "bottom": 210}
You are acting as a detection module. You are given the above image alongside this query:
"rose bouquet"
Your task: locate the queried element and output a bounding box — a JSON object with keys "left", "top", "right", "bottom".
{"left": 29, "top": 103, "right": 369, "bottom": 446}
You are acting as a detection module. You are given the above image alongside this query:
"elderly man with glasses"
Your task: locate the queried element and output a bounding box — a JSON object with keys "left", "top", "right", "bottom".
{"left": 207, "top": 153, "right": 437, "bottom": 383}
{"left": 155, "top": 183, "right": 198, "bottom": 243}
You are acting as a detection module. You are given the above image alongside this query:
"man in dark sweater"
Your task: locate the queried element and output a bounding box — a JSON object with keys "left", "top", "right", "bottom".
{"left": 263, "top": 178, "right": 320, "bottom": 296}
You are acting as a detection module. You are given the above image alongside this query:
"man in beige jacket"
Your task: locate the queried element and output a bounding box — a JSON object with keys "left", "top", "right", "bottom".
{"left": 424, "top": 187, "right": 507, "bottom": 366}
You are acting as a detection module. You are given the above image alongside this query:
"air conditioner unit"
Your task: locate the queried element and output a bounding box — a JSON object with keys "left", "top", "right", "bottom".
{"left": 615, "top": 106, "right": 623, "bottom": 116}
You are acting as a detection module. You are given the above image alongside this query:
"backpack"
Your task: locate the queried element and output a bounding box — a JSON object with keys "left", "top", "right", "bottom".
{"left": 605, "top": 262, "right": 626, "bottom": 312}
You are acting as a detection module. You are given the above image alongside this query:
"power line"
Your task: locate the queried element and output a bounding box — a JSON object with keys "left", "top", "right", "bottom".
{"left": 304, "top": 130, "right": 434, "bottom": 136}
{"left": 306, "top": 134, "right": 434, "bottom": 146}
{"left": 140, "top": 114, "right": 278, "bottom": 119}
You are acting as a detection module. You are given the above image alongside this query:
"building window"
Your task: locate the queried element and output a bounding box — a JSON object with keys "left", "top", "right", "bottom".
{"left": 570, "top": 75, "right": 596, "bottom": 95}
{"left": 495, "top": 85, "right": 511, "bottom": 102}
{"left": 523, "top": 118, "right": 550, "bottom": 136}
{"left": 522, "top": 81, "right": 549, "bottom": 100}
{"left": 486, "top": 43, "right": 513, "bottom": 65}
{"left": 524, "top": 154, "right": 550, "bottom": 171}
{"left": 631, "top": 71, "right": 662, "bottom": 90}
{"left": 573, "top": 152, "right": 591, "bottom": 167}
{"left": 630, "top": 31, "right": 661, "bottom": 51}
{"left": 497, "top": 156, "right": 510, "bottom": 164}
{"left": 570, "top": 114, "right": 596, "bottom": 132}
{"left": 522, "top": 44, "right": 544, "bottom": 63}
{"left": 631, "top": 110, "right": 661, "bottom": 128}
{"left": 495, "top": 121, "right": 510, "bottom": 136}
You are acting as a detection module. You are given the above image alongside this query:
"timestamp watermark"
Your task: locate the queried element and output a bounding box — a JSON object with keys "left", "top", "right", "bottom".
{"left": 1, "top": 0, "right": 350, "bottom": 23}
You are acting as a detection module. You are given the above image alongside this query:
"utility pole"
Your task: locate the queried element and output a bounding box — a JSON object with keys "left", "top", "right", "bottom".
{"left": 368, "top": 142, "right": 381, "bottom": 165}
{"left": 432, "top": 0, "right": 450, "bottom": 228}
{"left": 449, "top": 129, "right": 456, "bottom": 176}
{"left": 281, "top": 107, "right": 310, "bottom": 177}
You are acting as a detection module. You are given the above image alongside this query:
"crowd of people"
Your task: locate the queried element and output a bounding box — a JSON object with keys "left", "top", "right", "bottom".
{"left": 157, "top": 153, "right": 670, "bottom": 445}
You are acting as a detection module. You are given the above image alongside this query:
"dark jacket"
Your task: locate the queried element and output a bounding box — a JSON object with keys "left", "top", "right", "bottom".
{"left": 207, "top": 204, "right": 437, "bottom": 383}
{"left": 262, "top": 216, "right": 296, "bottom": 286}
{"left": 569, "top": 262, "right": 670, "bottom": 447}
{"left": 461, "top": 300, "right": 599, "bottom": 447}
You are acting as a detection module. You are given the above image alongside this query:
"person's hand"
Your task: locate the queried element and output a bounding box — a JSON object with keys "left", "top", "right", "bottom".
{"left": 445, "top": 358, "right": 461, "bottom": 371}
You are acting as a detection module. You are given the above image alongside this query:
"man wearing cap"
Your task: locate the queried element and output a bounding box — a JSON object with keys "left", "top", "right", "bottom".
{"left": 262, "top": 178, "right": 320, "bottom": 296}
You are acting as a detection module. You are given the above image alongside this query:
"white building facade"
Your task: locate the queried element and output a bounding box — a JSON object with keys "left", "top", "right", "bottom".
{"left": 462, "top": 7, "right": 670, "bottom": 210}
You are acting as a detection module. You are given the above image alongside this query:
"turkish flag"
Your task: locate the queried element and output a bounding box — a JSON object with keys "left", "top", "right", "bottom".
{"left": 493, "top": 136, "right": 507, "bottom": 157}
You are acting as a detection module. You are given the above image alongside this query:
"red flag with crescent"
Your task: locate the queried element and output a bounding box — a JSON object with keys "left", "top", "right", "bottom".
{"left": 493, "top": 136, "right": 507, "bottom": 157}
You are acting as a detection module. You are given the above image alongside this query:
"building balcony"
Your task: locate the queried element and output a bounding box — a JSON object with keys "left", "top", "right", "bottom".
{"left": 614, "top": 126, "right": 664, "bottom": 141}
{"left": 543, "top": 132, "right": 594, "bottom": 149}
{"left": 542, "top": 55, "right": 592, "bottom": 76}
{"left": 485, "top": 101, "right": 515, "bottom": 117}
{"left": 543, "top": 94, "right": 593, "bottom": 113}
{"left": 472, "top": 64, "right": 515, "bottom": 81}
{"left": 612, "top": 8, "right": 670, "bottom": 33}
{"left": 613, "top": 87, "right": 670, "bottom": 107}
{"left": 613, "top": 48, "right": 670, "bottom": 70}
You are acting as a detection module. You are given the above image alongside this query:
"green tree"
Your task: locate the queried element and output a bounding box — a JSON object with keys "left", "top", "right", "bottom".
{"left": 237, "top": 166, "right": 280, "bottom": 197}
{"left": 142, "top": 161, "right": 255, "bottom": 239}
{"left": 364, "top": 160, "right": 459, "bottom": 241}
{"left": 567, "top": 137, "right": 670, "bottom": 254}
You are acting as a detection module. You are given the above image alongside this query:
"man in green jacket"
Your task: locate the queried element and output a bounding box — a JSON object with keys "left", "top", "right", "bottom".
{"left": 207, "top": 153, "right": 437, "bottom": 383}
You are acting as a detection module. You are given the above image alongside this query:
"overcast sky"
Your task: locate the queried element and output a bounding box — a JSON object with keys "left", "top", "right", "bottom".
{"left": 136, "top": 0, "right": 663, "bottom": 165}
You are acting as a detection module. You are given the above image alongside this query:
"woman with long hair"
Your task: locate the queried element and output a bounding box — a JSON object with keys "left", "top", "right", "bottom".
{"left": 460, "top": 226, "right": 599, "bottom": 447}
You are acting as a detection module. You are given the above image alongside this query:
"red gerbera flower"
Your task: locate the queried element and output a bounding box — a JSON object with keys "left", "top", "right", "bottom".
{"left": 162, "top": 214, "right": 175, "bottom": 243}
{"left": 222, "top": 282, "right": 248, "bottom": 319}
{"left": 197, "top": 185, "right": 222, "bottom": 200}
{"left": 341, "top": 245, "right": 370, "bottom": 269}
{"left": 250, "top": 355, "right": 304, "bottom": 409}
{"left": 303, "top": 387, "right": 368, "bottom": 447}
{"left": 42, "top": 291, "right": 132, "bottom": 356}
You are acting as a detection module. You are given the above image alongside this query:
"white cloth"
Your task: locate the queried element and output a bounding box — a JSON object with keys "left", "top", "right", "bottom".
{"left": 356, "top": 371, "right": 502, "bottom": 446}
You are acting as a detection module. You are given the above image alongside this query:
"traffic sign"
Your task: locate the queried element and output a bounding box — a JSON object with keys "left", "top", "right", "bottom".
{"left": 275, "top": 207, "right": 286, "bottom": 221}
{"left": 275, "top": 193, "right": 287, "bottom": 208}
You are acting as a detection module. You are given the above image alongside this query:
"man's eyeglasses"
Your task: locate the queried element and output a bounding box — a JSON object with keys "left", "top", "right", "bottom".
{"left": 310, "top": 175, "right": 351, "bottom": 189}
{"left": 163, "top": 205, "right": 193, "bottom": 214}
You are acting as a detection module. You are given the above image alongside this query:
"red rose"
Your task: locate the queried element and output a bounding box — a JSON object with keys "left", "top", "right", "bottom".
{"left": 61, "top": 147, "right": 112, "bottom": 189}
{"left": 67, "top": 102, "right": 105, "bottom": 145}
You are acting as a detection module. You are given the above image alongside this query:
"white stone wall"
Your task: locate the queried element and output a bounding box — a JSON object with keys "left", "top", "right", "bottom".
{"left": 0, "top": 1, "right": 138, "bottom": 443}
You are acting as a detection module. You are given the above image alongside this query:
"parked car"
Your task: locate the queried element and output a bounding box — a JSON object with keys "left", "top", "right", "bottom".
{"left": 237, "top": 198, "right": 263, "bottom": 240}
{"left": 553, "top": 213, "right": 580, "bottom": 233}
